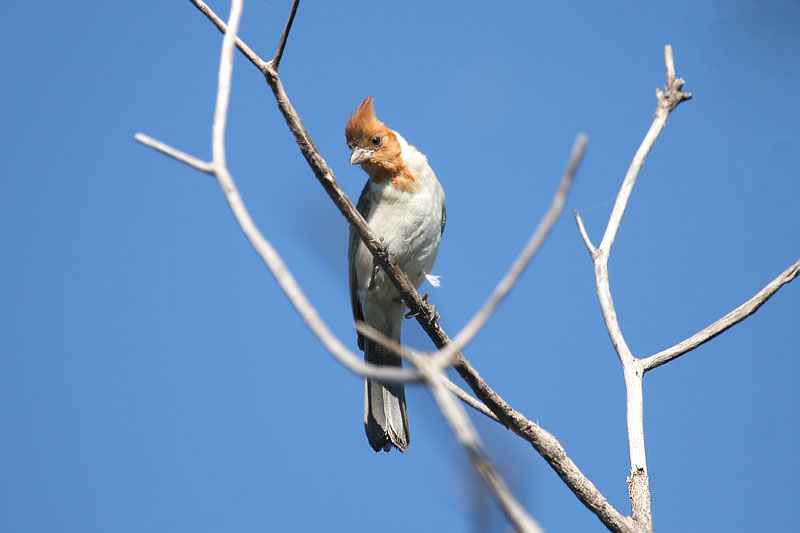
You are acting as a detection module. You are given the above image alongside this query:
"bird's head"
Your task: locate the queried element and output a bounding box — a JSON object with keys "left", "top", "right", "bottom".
{"left": 345, "top": 97, "right": 403, "bottom": 182}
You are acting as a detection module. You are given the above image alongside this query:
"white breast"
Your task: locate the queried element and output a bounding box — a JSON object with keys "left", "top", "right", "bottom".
{"left": 356, "top": 132, "right": 446, "bottom": 298}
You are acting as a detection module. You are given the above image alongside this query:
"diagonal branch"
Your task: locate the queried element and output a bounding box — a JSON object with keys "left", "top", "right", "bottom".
{"left": 573, "top": 208, "right": 597, "bottom": 256}
{"left": 641, "top": 258, "right": 800, "bottom": 372}
{"left": 441, "top": 376, "right": 500, "bottom": 422}
{"left": 272, "top": 0, "right": 299, "bottom": 69}
{"left": 210, "top": 0, "right": 241, "bottom": 168}
{"left": 597, "top": 44, "right": 691, "bottom": 255}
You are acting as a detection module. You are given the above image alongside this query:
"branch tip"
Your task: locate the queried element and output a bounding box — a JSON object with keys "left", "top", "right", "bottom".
{"left": 664, "top": 44, "right": 676, "bottom": 83}
{"left": 272, "top": 0, "right": 300, "bottom": 70}
{"left": 657, "top": 44, "right": 692, "bottom": 111}
{"left": 573, "top": 209, "right": 596, "bottom": 254}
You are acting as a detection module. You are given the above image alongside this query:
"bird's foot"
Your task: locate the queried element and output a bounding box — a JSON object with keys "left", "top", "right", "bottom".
{"left": 405, "top": 293, "right": 438, "bottom": 324}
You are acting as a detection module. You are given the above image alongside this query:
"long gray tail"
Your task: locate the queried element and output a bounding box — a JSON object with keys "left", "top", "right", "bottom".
{"left": 364, "top": 338, "right": 410, "bottom": 452}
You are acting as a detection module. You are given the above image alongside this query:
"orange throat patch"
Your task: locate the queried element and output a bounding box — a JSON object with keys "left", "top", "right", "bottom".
{"left": 389, "top": 167, "right": 416, "bottom": 192}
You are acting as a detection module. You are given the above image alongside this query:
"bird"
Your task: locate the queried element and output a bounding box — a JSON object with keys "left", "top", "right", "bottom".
{"left": 345, "top": 97, "right": 446, "bottom": 452}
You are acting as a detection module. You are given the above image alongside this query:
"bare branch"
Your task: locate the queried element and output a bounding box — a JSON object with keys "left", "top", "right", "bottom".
{"left": 664, "top": 45, "right": 676, "bottom": 85}
{"left": 134, "top": 133, "right": 214, "bottom": 174}
{"left": 656, "top": 45, "right": 692, "bottom": 113}
{"left": 272, "top": 0, "right": 300, "bottom": 70}
{"left": 573, "top": 209, "right": 597, "bottom": 256}
{"left": 641, "top": 258, "right": 800, "bottom": 372}
{"left": 210, "top": 0, "right": 242, "bottom": 169}
{"left": 441, "top": 376, "right": 500, "bottom": 423}
{"left": 429, "top": 134, "right": 587, "bottom": 368}
{"left": 599, "top": 45, "right": 690, "bottom": 256}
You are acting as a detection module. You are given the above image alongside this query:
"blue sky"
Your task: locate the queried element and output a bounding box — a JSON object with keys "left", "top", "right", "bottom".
{"left": 2, "top": 1, "right": 798, "bottom": 531}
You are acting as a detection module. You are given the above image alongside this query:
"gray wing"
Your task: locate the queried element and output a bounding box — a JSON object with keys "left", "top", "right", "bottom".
{"left": 348, "top": 184, "right": 373, "bottom": 351}
{"left": 440, "top": 203, "right": 446, "bottom": 236}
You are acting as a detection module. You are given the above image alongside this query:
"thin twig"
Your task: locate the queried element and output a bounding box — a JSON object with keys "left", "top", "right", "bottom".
{"left": 272, "top": 0, "right": 299, "bottom": 69}
{"left": 134, "top": 133, "right": 214, "bottom": 174}
{"left": 664, "top": 45, "right": 676, "bottom": 84}
{"left": 598, "top": 45, "right": 690, "bottom": 256}
{"left": 641, "top": 258, "right": 800, "bottom": 372}
{"left": 210, "top": 0, "right": 242, "bottom": 169}
{"left": 441, "top": 376, "right": 500, "bottom": 423}
{"left": 572, "top": 209, "right": 596, "bottom": 256}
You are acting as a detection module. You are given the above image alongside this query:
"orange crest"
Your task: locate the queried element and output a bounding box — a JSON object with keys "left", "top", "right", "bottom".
{"left": 345, "top": 97, "right": 387, "bottom": 145}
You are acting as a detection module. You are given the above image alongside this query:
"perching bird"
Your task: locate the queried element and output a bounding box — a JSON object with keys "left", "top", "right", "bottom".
{"left": 345, "top": 97, "right": 446, "bottom": 452}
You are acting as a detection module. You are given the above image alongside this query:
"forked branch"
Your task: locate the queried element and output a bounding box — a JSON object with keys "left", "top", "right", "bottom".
{"left": 573, "top": 46, "right": 796, "bottom": 532}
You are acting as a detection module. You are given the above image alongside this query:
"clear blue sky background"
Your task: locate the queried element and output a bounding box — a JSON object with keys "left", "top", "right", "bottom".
{"left": 2, "top": 1, "right": 798, "bottom": 532}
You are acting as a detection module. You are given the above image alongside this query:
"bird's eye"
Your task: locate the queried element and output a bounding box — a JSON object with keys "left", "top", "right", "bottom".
{"left": 370, "top": 136, "right": 382, "bottom": 146}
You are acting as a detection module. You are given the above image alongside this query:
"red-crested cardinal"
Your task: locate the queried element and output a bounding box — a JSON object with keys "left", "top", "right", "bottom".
{"left": 345, "top": 97, "right": 446, "bottom": 452}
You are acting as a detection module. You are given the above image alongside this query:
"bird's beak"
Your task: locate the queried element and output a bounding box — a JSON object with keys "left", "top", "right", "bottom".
{"left": 350, "top": 147, "right": 373, "bottom": 165}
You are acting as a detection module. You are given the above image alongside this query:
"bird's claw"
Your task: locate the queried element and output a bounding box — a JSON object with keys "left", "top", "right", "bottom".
{"left": 405, "top": 293, "right": 438, "bottom": 324}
